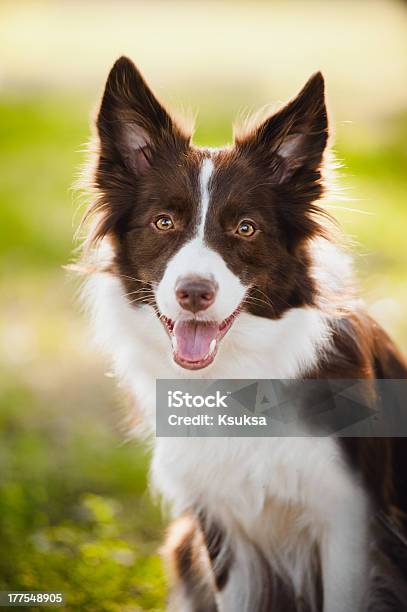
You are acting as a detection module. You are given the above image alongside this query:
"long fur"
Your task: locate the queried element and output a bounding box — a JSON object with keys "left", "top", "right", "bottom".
{"left": 76, "top": 57, "right": 407, "bottom": 611}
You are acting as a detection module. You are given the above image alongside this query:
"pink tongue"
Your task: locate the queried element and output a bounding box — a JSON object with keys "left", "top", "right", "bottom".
{"left": 173, "top": 320, "right": 218, "bottom": 362}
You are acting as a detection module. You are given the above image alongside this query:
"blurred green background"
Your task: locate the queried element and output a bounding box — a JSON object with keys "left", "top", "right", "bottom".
{"left": 0, "top": 1, "right": 406, "bottom": 610}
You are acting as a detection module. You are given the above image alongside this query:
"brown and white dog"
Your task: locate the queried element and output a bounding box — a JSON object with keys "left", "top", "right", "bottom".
{"left": 79, "top": 57, "right": 407, "bottom": 611}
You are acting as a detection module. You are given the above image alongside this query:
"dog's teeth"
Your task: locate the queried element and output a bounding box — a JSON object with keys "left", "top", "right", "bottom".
{"left": 172, "top": 335, "right": 178, "bottom": 352}
{"left": 209, "top": 339, "right": 217, "bottom": 354}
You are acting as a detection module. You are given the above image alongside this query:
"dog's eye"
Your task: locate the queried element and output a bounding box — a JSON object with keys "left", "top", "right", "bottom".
{"left": 155, "top": 216, "right": 174, "bottom": 231}
{"left": 236, "top": 220, "right": 256, "bottom": 238}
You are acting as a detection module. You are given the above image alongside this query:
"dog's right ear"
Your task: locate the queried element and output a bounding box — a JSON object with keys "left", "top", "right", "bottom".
{"left": 96, "top": 56, "right": 189, "bottom": 175}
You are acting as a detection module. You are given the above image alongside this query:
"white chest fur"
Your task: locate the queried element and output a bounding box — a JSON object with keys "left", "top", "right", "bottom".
{"left": 85, "top": 272, "right": 369, "bottom": 611}
{"left": 152, "top": 434, "right": 367, "bottom": 609}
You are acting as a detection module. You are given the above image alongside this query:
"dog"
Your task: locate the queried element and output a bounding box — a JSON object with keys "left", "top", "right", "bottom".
{"left": 78, "top": 56, "right": 407, "bottom": 611}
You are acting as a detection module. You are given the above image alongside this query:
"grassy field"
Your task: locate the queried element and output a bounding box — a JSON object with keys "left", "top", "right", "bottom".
{"left": 1, "top": 1, "right": 407, "bottom": 610}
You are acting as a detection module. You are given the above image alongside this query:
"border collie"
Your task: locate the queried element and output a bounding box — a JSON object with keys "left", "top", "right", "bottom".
{"left": 78, "top": 57, "right": 407, "bottom": 611}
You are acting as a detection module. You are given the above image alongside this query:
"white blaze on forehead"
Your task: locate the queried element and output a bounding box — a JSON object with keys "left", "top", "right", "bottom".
{"left": 197, "top": 156, "right": 215, "bottom": 239}
{"left": 155, "top": 150, "right": 246, "bottom": 323}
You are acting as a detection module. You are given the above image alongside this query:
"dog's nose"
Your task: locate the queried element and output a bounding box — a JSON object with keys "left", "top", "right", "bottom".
{"left": 175, "top": 277, "right": 217, "bottom": 313}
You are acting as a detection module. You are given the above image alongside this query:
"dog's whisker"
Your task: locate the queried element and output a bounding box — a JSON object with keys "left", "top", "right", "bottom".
{"left": 125, "top": 292, "right": 155, "bottom": 303}
{"left": 121, "top": 288, "right": 155, "bottom": 299}
{"left": 244, "top": 296, "right": 275, "bottom": 313}
{"left": 126, "top": 295, "right": 156, "bottom": 307}
{"left": 251, "top": 287, "right": 276, "bottom": 306}
{"left": 116, "top": 273, "right": 155, "bottom": 286}
{"left": 252, "top": 286, "right": 294, "bottom": 311}
{"left": 245, "top": 291, "right": 274, "bottom": 309}
{"left": 244, "top": 296, "right": 272, "bottom": 308}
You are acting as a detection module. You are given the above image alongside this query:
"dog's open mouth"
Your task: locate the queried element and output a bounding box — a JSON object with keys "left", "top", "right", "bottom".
{"left": 161, "top": 310, "right": 239, "bottom": 370}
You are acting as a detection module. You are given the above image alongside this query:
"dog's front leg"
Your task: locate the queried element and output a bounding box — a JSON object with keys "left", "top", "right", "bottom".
{"left": 320, "top": 491, "right": 369, "bottom": 612}
{"left": 218, "top": 536, "right": 298, "bottom": 612}
{"left": 162, "top": 514, "right": 221, "bottom": 612}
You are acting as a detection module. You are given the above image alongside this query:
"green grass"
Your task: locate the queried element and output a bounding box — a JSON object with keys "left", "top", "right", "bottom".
{"left": 0, "top": 359, "right": 166, "bottom": 611}
{"left": 1, "top": 92, "right": 407, "bottom": 610}
{"left": 0, "top": 96, "right": 90, "bottom": 272}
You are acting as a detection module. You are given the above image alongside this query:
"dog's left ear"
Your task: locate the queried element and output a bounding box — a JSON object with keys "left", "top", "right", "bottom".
{"left": 96, "top": 56, "right": 189, "bottom": 176}
{"left": 236, "top": 72, "right": 328, "bottom": 183}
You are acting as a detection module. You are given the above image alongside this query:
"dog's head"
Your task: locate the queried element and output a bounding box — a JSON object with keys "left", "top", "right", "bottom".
{"left": 88, "top": 56, "right": 329, "bottom": 370}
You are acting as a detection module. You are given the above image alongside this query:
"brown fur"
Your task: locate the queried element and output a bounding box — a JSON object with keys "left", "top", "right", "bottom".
{"left": 162, "top": 514, "right": 218, "bottom": 612}
{"left": 82, "top": 57, "right": 334, "bottom": 321}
